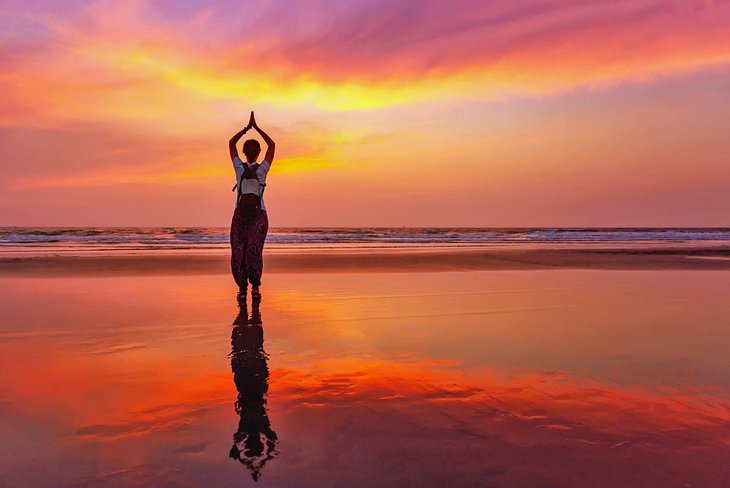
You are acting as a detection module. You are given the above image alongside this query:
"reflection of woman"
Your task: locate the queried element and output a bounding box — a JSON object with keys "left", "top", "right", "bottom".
{"left": 229, "top": 294, "right": 278, "bottom": 481}
{"left": 228, "top": 111, "right": 276, "bottom": 301}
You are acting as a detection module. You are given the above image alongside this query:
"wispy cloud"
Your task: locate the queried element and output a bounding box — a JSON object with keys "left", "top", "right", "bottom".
{"left": 2, "top": 0, "right": 729, "bottom": 120}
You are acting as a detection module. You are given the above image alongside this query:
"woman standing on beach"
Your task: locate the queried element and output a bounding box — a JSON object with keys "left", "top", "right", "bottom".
{"left": 229, "top": 111, "right": 275, "bottom": 300}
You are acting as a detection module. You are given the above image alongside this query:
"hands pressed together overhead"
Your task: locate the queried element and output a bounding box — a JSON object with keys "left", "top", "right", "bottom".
{"left": 229, "top": 110, "right": 275, "bottom": 164}
{"left": 244, "top": 111, "right": 257, "bottom": 132}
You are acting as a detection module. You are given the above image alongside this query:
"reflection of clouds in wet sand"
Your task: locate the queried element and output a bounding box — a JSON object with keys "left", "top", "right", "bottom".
{"left": 269, "top": 359, "right": 730, "bottom": 486}
{"left": 13, "top": 327, "right": 730, "bottom": 486}
{"left": 276, "top": 359, "right": 730, "bottom": 435}
{"left": 3, "top": 271, "right": 730, "bottom": 486}
{"left": 229, "top": 295, "right": 278, "bottom": 481}
{"left": 74, "top": 400, "right": 225, "bottom": 439}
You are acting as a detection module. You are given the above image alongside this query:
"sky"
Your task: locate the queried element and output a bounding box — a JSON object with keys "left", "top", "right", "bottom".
{"left": 1, "top": 0, "right": 729, "bottom": 227}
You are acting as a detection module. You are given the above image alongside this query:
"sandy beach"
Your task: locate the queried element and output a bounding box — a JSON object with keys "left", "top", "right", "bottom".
{"left": 1, "top": 250, "right": 730, "bottom": 487}
{"left": 1, "top": 246, "right": 729, "bottom": 277}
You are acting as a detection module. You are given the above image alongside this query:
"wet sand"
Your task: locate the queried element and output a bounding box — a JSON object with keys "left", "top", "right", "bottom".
{"left": 1, "top": 258, "right": 729, "bottom": 487}
{"left": 1, "top": 246, "right": 729, "bottom": 277}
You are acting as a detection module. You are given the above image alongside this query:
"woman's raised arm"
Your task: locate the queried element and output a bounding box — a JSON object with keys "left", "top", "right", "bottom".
{"left": 228, "top": 124, "right": 251, "bottom": 161}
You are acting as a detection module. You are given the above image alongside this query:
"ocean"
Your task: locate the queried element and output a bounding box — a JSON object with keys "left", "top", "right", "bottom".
{"left": 1, "top": 227, "right": 729, "bottom": 256}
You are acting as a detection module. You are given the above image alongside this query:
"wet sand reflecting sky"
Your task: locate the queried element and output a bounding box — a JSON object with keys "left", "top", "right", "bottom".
{"left": 1, "top": 270, "right": 729, "bottom": 486}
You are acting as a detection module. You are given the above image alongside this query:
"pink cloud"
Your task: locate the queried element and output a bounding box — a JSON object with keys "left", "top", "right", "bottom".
{"left": 4, "top": 1, "right": 730, "bottom": 88}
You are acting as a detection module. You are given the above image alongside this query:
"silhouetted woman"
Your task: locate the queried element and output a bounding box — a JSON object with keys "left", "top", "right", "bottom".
{"left": 229, "top": 294, "right": 278, "bottom": 481}
{"left": 229, "top": 111, "right": 275, "bottom": 300}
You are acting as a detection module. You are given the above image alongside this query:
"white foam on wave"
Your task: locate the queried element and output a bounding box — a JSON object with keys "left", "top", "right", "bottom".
{"left": 1, "top": 227, "right": 729, "bottom": 255}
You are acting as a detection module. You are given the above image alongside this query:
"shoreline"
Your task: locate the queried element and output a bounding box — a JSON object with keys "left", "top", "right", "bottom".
{"left": 1, "top": 247, "right": 729, "bottom": 277}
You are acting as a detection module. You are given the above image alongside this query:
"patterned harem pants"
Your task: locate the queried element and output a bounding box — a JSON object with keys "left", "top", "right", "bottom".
{"left": 230, "top": 205, "right": 269, "bottom": 289}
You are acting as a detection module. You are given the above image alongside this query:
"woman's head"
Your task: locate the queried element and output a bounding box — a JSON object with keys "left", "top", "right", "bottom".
{"left": 243, "top": 139, "right": 261, "bottom": 161}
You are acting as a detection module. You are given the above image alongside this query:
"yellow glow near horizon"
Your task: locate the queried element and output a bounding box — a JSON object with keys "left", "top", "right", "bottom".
{"left": 101, "top": 40, "right": 730, "bottom": 114}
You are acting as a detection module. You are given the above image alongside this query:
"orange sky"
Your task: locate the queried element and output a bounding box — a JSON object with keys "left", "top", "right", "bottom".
{"left": 1, "top": 0, "right": 729, "bottom": 226}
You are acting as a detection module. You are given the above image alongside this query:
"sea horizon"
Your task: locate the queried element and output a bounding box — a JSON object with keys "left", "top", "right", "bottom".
{"left": 2, "top": 226, "right": 730, "bottom": 256}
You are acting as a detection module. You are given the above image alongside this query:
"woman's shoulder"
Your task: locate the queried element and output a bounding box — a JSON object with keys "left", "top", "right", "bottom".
{"left": 232, "top": 155, "right": 245, "bottom": 169}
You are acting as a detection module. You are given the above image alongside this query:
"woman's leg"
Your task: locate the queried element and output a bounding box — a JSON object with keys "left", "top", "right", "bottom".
{"left": 245, "top": 209, "right": 269, "bottom": 288}
{"left": 230, "top": 208, "right": 248, "bottom": 290}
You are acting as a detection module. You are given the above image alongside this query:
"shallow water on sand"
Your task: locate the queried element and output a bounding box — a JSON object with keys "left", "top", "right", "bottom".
{"left": 1, "top": 270, "right": 729, "bottom": 487}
